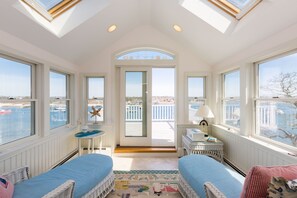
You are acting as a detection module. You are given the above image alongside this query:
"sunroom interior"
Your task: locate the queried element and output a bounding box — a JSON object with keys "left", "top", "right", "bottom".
{"left": 1, "top": 0, "right": 297, "bottom": 197}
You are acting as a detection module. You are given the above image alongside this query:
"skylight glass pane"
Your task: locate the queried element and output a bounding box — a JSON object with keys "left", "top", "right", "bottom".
{"left": 117, "top": 50, "right": 174, "bottom": 60}
{"left": 226, "top": 0, "right": 251, "bottom": 10}
{"left": 35, "top": 0, "right": 63, "bottom": 11}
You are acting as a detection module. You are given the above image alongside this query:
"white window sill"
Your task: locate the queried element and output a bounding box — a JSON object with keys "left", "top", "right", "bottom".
{"left": 212, "top": 124, "right": 239, "bottom": 134}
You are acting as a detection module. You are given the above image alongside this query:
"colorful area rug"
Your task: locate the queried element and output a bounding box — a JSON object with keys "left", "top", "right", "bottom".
{"left": 107, "top": 170, "right": 182, "bottom": 198}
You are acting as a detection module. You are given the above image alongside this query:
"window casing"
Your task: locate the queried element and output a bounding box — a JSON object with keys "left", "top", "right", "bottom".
{"left": 0, "top": 55, "right": 36, "bottom": 145}
{"left": 255, "top": 51, "right": 297, "bottom": 150}
{"left": 49, "top": 70, "right": 70, "bottom": 129}
{"left": 221, "top": 70, "right": 240, "bottom": 129}
{"left": 209, "top": 0, "right": 262, "bottom": 19}
{"left": 86, "top": 77, "right": 105, "bottom": 123}
{"left": 21, "top": 0, "right": 81, "bottom": 21}
{"left": 187, "top": 76, "right": 206, "bottom": 123}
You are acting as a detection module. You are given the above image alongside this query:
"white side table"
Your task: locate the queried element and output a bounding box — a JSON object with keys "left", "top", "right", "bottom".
{"left": 75, "top": 131, "right": 105, "bottom": 156}
{"left": 182, "top": 135, "right": 224, "bottom": 162}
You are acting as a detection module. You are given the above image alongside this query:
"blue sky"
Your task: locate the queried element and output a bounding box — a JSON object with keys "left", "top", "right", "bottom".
{"left": 35, "top": 0, "right": 63, "bottom": 11}
{"left": 0, "top": 58, "right": 31, "bottom": 97}
{"left": 118, "top": 50, "right": 174, "bottom": 60}
{"left": 50, "top": 71, "right": 66, "bottom": 97}
{"left": 259, "top": 52, "right": 297, "bottom": 97}
{"left": 126, "top": 68, "right": 175, "bottom": 97}
{"left": 88, "top": 77, "right": 104, "bottom": 98}
{"left": 188, "top": 77, "right": 204, "bottom": 97}
{"left": 224, "top": 70, "right": 240, "bottom": 97}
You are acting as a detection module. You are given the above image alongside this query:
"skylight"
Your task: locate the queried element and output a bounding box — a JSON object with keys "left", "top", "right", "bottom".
{"left": 226, "top": 0, "right": 250, "bottom": 10}
{"left": 21, "top": 0, "right": 81, "bottom": 21}
{"left": 180, "top": 0, "right": 233, "bottom": 33}
{"left": 209, "top": 0, "right": 262, "bottom": 19}
{"left": 35, "top": 0, "right": 63, "bottom": 11}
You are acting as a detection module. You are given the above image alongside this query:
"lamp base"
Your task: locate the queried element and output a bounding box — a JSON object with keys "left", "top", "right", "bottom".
{"left": 199, "top": 119, "right": 208, "bottom": 126}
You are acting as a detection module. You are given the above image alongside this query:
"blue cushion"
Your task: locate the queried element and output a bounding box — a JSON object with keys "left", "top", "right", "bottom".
{"left": 179, "top": 155, "right": 244, "bottom": 198}
{"left": 13, "top": 154, "right": 113, "bottom": 198}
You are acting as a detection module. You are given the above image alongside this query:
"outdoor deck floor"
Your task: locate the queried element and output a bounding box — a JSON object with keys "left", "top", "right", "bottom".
{"left": 125, "top": 121, "right": 175, "bottom": 146}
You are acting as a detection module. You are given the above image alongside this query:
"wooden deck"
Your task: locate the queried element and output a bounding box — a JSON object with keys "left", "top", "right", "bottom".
{"left": 125, "top": 121, "right": 175, "bottom": 146}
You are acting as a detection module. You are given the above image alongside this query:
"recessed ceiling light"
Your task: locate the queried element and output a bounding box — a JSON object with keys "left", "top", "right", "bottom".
{"left": 108, "top": 25, "right": 117, "bottom": 32}
{"left": 173, "top": 25, "right": 182, "bottom": 32}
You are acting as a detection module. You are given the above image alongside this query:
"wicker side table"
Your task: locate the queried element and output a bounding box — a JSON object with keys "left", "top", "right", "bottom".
{"left": 182, "top": 135, "right": 224, "bottom": 162}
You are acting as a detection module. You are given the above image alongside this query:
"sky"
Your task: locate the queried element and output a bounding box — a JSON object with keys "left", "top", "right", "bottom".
{"left": 224, "top": 70, "right": 240, "bottom": 98}
{"left": 259, "top": 52, "right": 297, "bottom": 97}
{"left": 188, "top": 77, "right": 204, "bottom": 97}
{"left": 0, "top": 58, "right": 31, "bottom": 97}
{"left": 88, "top": 77, "right": 104, "bottom": 98}
{"left": 125, "top": 68, "right": 175, "bottom": 97}
{"left": 35, "top": 0, "right": 63, "bottom": 11}
{"left": 50, "top": 71, "right": 66, "bottom": 97}
{"left": 118, "top": 50, "right": 174, "bottom": 60}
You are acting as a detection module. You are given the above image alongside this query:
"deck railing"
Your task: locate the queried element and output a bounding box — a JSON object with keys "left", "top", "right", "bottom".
{"left": 126, "top": 104, "right": 175, "bottom": 121}
{"left": 50, "top": 103, "right": 297, "bottom": 128}
{"left": 125, "top": 103, "right": 297, "bottom": 128}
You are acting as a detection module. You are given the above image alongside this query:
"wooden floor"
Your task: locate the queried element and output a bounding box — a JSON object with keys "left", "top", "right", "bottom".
{"left": 114, "top": 146, "right": 177, "bottom": 153}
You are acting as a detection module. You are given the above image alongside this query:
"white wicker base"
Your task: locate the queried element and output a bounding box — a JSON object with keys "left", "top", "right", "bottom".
{"left": 82, "top": 170, "right": 115, "bottom": 198}
{"left": 178, "top": 174, "right": 200, "bottom": 198}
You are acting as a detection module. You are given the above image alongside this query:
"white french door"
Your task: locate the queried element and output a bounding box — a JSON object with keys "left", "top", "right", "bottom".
{"left": 120, "top": 67, "right": 152, "bottom": 146}
{"left": 119, "top": 67, "right": 175, "bottom": 146}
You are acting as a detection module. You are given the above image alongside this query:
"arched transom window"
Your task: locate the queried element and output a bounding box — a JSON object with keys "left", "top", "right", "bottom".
{"left": 116, "top": 48, "right": 175, "bottom": 60}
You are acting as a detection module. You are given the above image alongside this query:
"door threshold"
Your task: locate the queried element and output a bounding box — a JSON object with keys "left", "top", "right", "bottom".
{"left": 114, "top": 146, "right": 177, "bottom": 153}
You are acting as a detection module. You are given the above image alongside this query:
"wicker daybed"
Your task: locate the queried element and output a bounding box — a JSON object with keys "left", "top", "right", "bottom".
{"left": 2, "top": 154, "right": 114, "bottom": 198}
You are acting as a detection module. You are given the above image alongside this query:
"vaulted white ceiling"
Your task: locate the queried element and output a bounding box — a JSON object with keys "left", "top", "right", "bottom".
{"left": 1, "top": 0, "right": 297, "bottom": 66}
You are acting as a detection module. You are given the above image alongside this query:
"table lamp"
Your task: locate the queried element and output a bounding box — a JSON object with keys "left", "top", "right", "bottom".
{"left": 195, "top": 105, "right": 214, "bottom": 126}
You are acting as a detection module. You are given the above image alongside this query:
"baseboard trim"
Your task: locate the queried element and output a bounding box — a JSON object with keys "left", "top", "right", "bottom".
{"left": 51, "top": 149, "right": 78, "bottom": 169}
{"left": 224, "top": 158, "right": 246, "bottom": 177}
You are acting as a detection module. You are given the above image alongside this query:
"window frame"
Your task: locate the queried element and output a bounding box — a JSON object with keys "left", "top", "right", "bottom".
{"left": 185, "top": 74, "right": 207, "bottom": 123}
{"left": 208, "top": 0, "right": 262, "bottom": 20}
{"left": 85, "top": 76, "right": 106, "bottom": 124}
{"left": 254, "top": 50, "right": 297, "bottom": 151}
{"left": 49, "top": 69, "right": 71, "bottom": 130}
{"left": 0, "top": 54, "right": 37, "bottom": 145}
{"left": 221, "top": 69, "right": 240, "bottom": 130}
{"left": 21, "top": 0, "right": 81, "bottom": 21}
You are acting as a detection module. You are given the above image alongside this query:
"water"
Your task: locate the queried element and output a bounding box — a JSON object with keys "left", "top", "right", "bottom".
{"left": 1, "top": 103, "right": 297, "bottom": 147}
{"left": 0, "top": 107, "right": 68, "bottom": 145}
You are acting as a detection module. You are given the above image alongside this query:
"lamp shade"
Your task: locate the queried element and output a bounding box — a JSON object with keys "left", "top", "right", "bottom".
{"left": 195, "top": 105, "right": 214, "bottom": 118}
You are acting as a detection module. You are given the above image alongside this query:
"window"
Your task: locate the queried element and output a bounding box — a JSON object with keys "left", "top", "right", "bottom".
{"left": 50, "top": 71, "right": 70, "bottom": 129}
{"left": 222, "top": 70, "right": 240, "bottom": 128}
{"left": 21, "top": 0, "right": 81, "bottom": 21}
{"left": 255, "top": 51, "right": 297, "bottom": 149}
{"left": 87, "top": 77, "right": 104, "bottom": 123}
{"left": 116, "top": 49, "right": 175, "bottom": 60}
{"left": 0, "top": 56, "right": 35, "bottom": 145}
{"left": 187, "top": 76, "right": 206, "bottom": 123}
{"left": 209, "top": 0, "right": 262, "bottom": 19}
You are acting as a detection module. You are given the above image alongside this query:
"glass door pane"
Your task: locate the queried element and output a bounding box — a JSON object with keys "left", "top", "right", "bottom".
{"left": 125, "top": 71, "right": 147, "bottom": 137}
{"left": 152, "top": 68, "right": 175, "bottom": 146}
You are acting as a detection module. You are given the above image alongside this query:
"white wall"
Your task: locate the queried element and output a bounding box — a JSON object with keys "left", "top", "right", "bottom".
{"left": 211, "top": 22, "right": 297, "bottom": 172}
{"left": 79, "top": 25, "right": 211, "bottom": 148}
{"left": 0, "top": 30, "right": 80, "bottom": 175}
